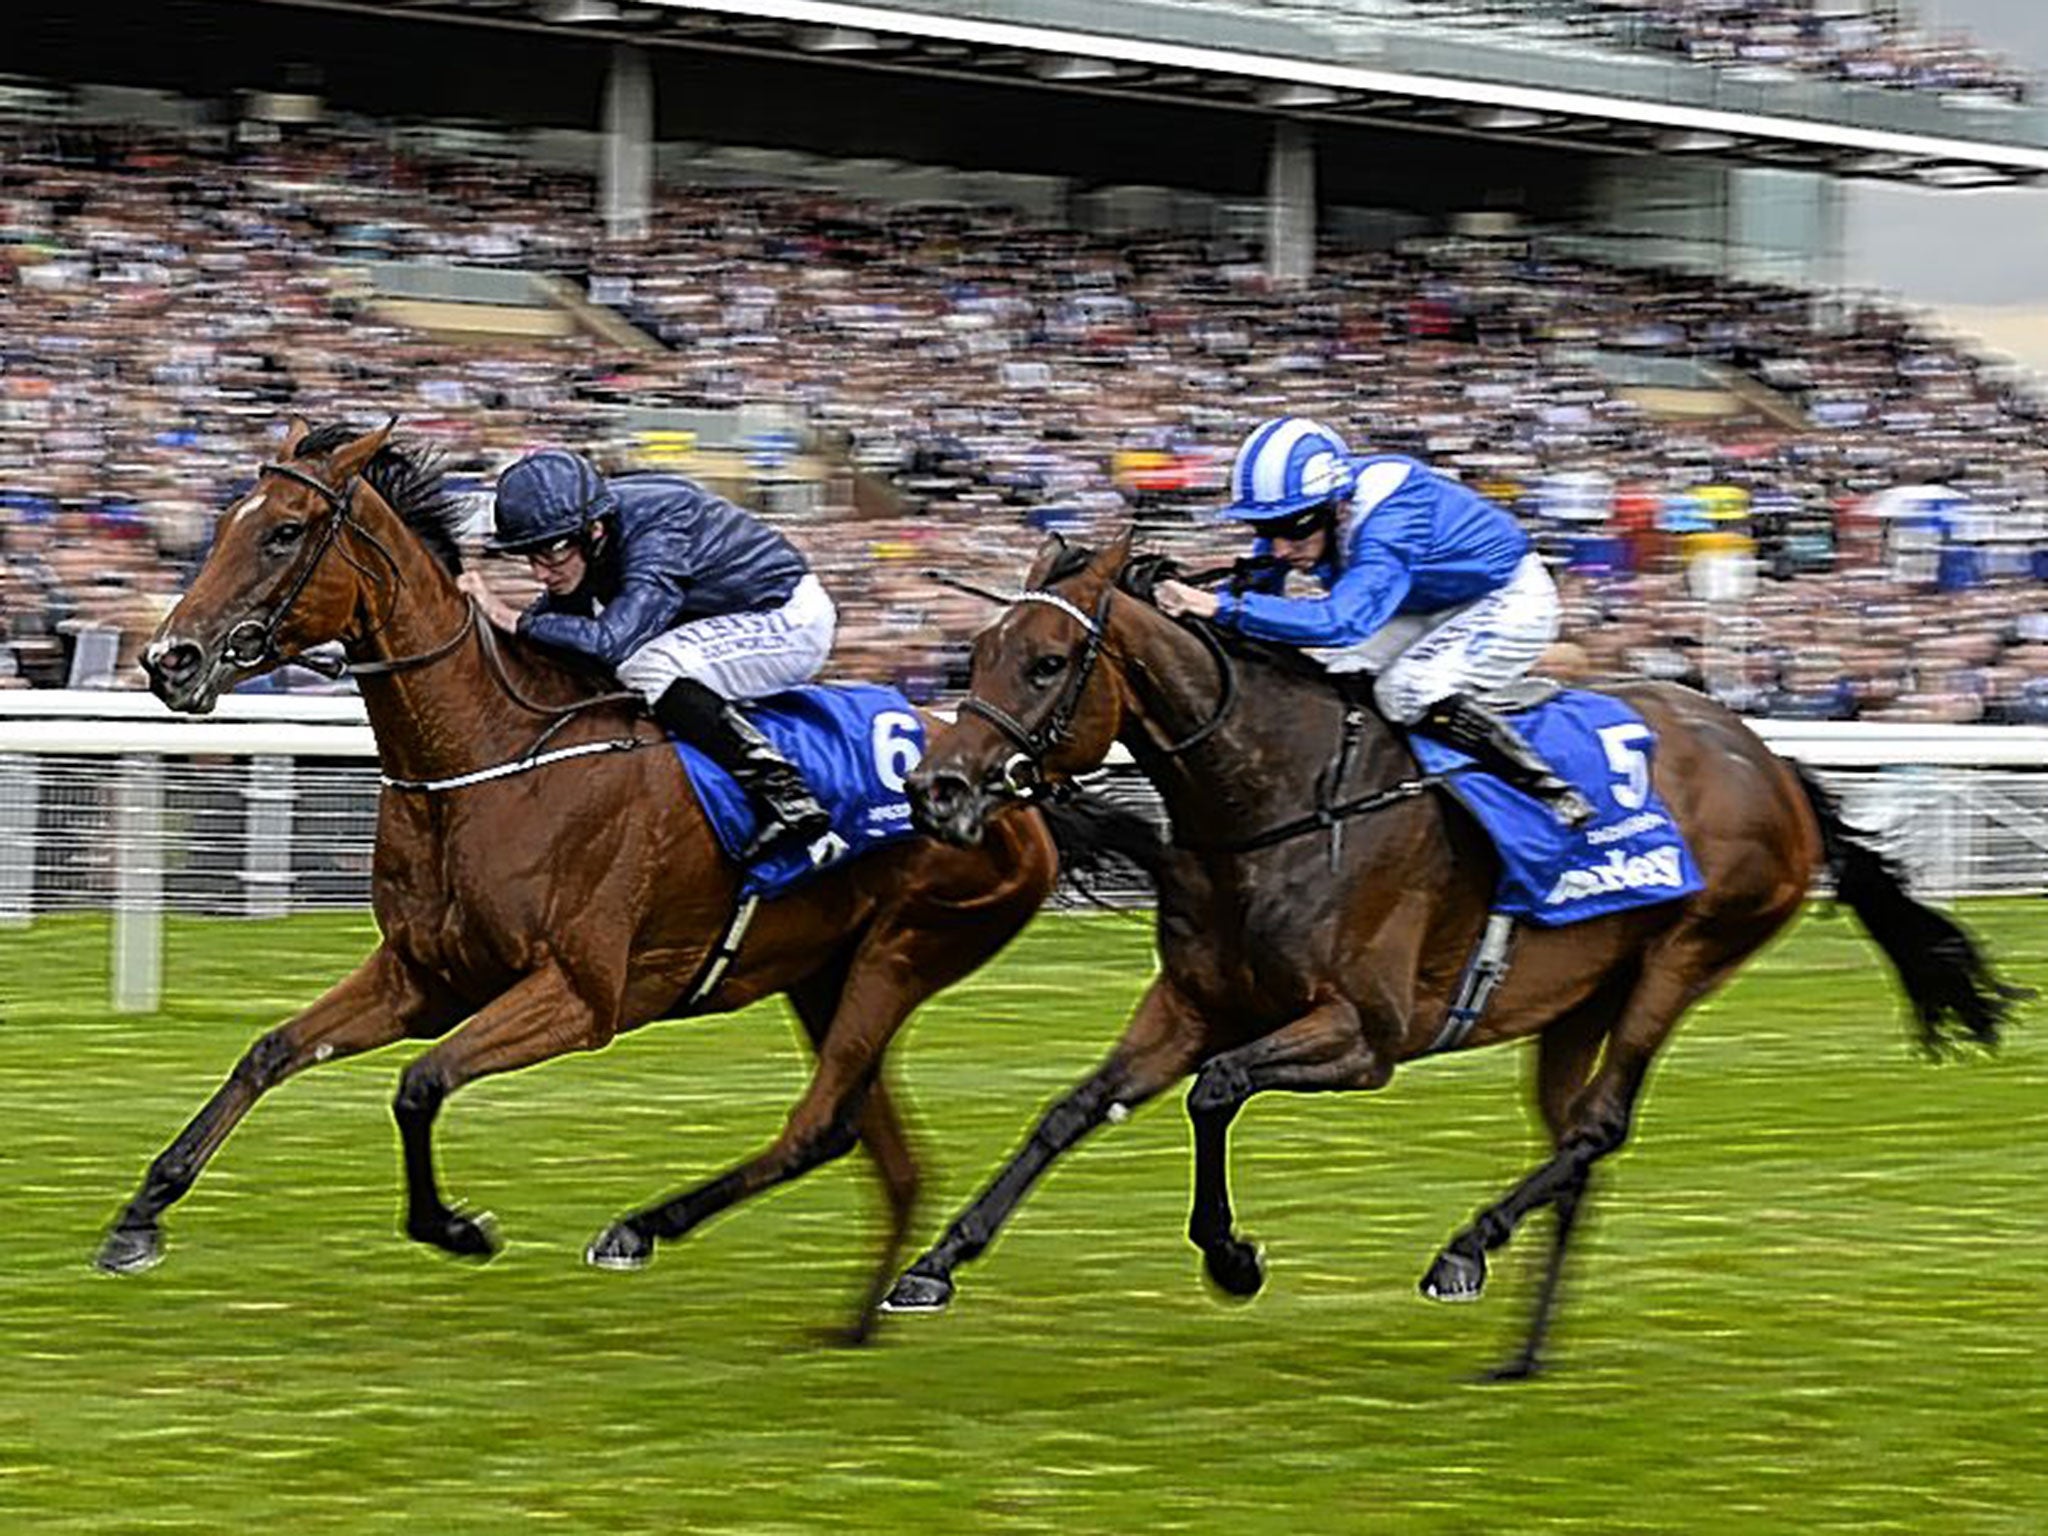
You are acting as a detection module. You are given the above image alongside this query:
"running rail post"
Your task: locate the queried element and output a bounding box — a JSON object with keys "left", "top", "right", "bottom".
{"left": 111, "top": 753, "right": 163, "bottom": 1013}
{"left": 0, "top": 753, "right": 31, "bottom": 928}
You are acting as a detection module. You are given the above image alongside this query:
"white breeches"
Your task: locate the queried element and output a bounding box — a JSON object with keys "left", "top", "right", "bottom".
{"left": 614, "top": 574, "right": 837, "bottom": 703}
{"left": 1312, "top": 552, "right": 1560, "bottom": 724}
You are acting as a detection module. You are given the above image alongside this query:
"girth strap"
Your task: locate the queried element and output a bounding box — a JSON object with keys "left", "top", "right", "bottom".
{"left": 1423, "top": 911, "right": 1516, "bottom": 1056}
{"left": 682, "top": 894, "right": 762, "bottom": 1011}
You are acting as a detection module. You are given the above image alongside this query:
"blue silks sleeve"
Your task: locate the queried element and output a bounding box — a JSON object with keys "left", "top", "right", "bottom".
{"left": 520, "top": 571, "right": 687, "bottom": 667}
{"left": 1216, "top": 480, "right": 1433, "bottom": 646}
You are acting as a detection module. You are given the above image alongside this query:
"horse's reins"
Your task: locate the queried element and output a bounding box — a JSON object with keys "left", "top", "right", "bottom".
{"left": 937, "top": 560, "right": 1454, "bottom": 855}
{"left": 240, "top": 458, "right": 653, "bottom": 792}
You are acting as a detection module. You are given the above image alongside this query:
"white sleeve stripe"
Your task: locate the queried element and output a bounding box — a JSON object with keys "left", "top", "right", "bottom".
{"left": 1350, "top": 460, "right": 1415, "bottom": 518}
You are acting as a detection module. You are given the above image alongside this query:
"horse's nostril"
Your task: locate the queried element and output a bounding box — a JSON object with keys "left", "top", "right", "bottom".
{"left": 923, "top": 770, "right": 970, "bottom": 808}
{"left": 149, "top": 641, "right": 203, "bottom": 683}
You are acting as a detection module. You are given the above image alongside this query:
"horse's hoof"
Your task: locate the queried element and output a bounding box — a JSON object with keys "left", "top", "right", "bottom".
{"left": 1202, "top": 1238, "right": 1266, "bottom": 1300}
{"left": 1479, "top": 1354, "right": 1542, "bottom": 1384}
{"left": 878, "top": 1269, "right": 953, "bottom": 1314}
{"left": 585, "top": 1221, "right": 654, "bottom": 1271}
{"left": 1419, "top": 1245, "right": 1487, "bottom": 1303}
{"left": 409, "top": 1208, "right": 500, "bottom": 1262}
{"left": 95, "top": 1223, "right": 163, "bottom": 1276}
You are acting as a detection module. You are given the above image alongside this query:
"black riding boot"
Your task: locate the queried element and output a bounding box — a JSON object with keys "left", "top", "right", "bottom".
{"left": 1419, "top": 694, "right": 1596, "bottom": 829}
{"left": 653, "top": 678, "right": 832, "bottom": 861}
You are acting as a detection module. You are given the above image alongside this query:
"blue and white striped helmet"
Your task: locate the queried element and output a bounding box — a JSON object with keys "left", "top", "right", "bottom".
{"left": 1220, "top": 416, "right": 1358, "bottom": 523}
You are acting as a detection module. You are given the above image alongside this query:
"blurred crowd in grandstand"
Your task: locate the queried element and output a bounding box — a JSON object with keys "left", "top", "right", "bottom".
{"left": 7, "top": 106, "right": 2048, "bottom": 725}
{"left": 1347, "top": 0, "right": 2034, "bottom": 103}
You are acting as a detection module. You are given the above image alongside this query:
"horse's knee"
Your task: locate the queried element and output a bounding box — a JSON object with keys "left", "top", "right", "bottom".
{"left": 1034, "top": 1075, "right": 1116, "bottom": 1152}
{"left": 392, "top": 1063, "right": 447, "bottom": 1124}
{"left": 231, "top": 1029, "right": 295, "bottom": 1093}
{"left": 1187, "top": 1058, "right": 1250, "bottom": 1117}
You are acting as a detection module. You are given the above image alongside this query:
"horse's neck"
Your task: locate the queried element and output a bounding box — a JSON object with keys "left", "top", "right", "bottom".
{"left": 347, "top": 519, "right": 602, "bottom": 784}
{"left": 1118, "top": 615, "right": 1404, "bottom": 842}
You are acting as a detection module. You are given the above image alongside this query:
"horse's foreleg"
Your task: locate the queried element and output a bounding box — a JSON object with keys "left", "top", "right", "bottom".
{"left": 98, "top": 945, "right": 452, "bottom": 1274}
{"left": 393, "top": 964, "right": 602, "bottom": 1261}
{"left": 1183, "top": 997, "right": 1381, "bottom": 1301}
{"left": 882, "top": 977, "right": 1210, "bottom": 1316}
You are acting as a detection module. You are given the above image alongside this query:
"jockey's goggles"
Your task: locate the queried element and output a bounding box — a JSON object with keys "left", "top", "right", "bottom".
{"left": 1247, "top": 502, "right": 1333, "bottom": 543}
{"left": 521, "top": 534, "right": 583, "bottom": 566}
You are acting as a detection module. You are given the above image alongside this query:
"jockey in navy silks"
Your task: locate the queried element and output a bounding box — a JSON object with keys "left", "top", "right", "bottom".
{"left": 1153, "top": 417, "right": 1595, "bottom": 828}
{"left": 459, "top": 449, "right": 835, "bottom": 859}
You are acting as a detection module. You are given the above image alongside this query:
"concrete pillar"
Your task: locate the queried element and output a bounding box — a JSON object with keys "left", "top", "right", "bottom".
{"left": 1265, "top": 120, "right": 1316, "bottom": 289}
{"left": 602, "top": 44, "right": 654, "bottom": 241}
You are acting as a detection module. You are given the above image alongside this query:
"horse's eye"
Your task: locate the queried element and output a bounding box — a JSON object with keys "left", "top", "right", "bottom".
{"left": 266, "top": 522, "right": 305, "bottom": 552}
{"left": 1028, "top": 653, "right": 1069, "bottom": 686}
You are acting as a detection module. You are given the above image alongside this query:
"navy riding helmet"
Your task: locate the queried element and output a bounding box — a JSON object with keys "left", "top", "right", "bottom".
{"left": 489, "top": 449, "right": 620, "bottom": 554}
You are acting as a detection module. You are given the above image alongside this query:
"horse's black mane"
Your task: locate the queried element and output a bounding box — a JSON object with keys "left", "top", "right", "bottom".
{"left": 295, "top": 422, "right": 466, "bottom": 575}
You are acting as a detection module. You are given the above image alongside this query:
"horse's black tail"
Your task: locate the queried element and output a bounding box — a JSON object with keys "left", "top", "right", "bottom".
{"left": 1037, "top": 789, "right": 1170, "bottom": 902}
{"left": 1791, "top": 760, "right": 2023, "bottom": 1056}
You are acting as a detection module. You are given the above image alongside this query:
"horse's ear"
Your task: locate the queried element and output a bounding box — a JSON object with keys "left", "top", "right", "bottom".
{"left": 324, "top": 419, "right": 394, "bottom": 481}
{"left": 280, "top": 416, "right": 312, "bottom": 457}
{"left": 1024, "top": 531, "right": 1069, "bottom": 587}
{"left": 1091, "top": 524, "right": 1136, "bottom": 577}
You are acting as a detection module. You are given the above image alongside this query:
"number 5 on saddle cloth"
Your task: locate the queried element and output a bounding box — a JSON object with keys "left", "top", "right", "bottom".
{"left": 1412, "top": 688, "right": 1705, "bottom": 1054}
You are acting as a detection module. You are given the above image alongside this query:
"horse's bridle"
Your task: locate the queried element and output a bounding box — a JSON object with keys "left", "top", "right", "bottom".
{"left": 227, "top": 456, "right": 646, "bottom": 786}
{"left": 958, "top": 568, "right": 1237, "bottom": 800}
{"left": 225, "top": 457, "right": 487, "bottom": 683}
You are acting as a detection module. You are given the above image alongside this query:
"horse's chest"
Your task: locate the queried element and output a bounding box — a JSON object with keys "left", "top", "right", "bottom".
{"left": 1158, "top": 882, "right": 1321, "bottom": 1019}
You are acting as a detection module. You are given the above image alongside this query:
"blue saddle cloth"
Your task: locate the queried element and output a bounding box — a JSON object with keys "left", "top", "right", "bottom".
{"left": 1409, "top": 690, "right": 1704, "bottom": 927}
{"left": 670, "top": 683, "right": 925, "bottom": 901}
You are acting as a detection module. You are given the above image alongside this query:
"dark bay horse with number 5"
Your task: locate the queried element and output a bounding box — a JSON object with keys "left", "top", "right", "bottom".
{"left": 890, "top": 531, "right": 2019, "bottom": 1377}
{"left": 105, "top": 418, "right": 1119, "bottom": 1341}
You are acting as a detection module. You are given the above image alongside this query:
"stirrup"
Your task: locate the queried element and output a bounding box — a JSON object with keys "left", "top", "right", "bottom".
{"left": 1543, "top": 784, "right": 1597, "bottom": 829}
{"left": 741, "top": 806, "right": 832, "bottom": 862}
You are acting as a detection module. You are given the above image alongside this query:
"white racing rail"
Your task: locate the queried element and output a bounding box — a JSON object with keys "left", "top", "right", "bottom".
{"left": 5, "top": 691, "right": 2046, "bottom": 1010}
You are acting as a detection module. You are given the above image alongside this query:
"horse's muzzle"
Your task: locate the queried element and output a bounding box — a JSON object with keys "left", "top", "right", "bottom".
{"left": 141, "top": 636, "right": 222, "bottom": 714}
{"left": 908, "top": 766, "right": 989, "bottom": 847}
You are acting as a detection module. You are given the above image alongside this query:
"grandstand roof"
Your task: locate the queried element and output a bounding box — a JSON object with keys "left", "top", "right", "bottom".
{"left": 251, "top": 0, "right": 2048, "bottom": 185}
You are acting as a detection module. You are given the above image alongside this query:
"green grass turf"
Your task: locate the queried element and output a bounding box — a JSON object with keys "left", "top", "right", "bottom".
{"left": 2, "top": 904, "right": 2046, "bottom": 1534}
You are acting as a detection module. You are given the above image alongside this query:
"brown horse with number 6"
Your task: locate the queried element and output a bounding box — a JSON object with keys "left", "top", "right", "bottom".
{"left": 104, "top": 418, "right": 1133, "bottom": 1342}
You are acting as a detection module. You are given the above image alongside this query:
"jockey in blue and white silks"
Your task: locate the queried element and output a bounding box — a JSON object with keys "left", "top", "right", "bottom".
{"left": 459, "top": 448, "right": 835, "bottom": 859}
{"left": 1153, "top": 417, "right": 1594, "bottom": 827}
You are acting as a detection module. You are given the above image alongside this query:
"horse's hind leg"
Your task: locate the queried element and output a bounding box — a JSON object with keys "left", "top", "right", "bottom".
{"left": 788, "top": 958, "right": 923, "bottom": 1343}
{"left": 585, "top": 925, "right": 946, "bottom": 1340}
{"left": 1482, "top": 1005, "right": 1612, "bottom": 1382}
{"left": 884, "top": 976, "right": 1213, "bottom": 1315}
{"left": 98, "top": 944, "right": 455, "bottom": 1274}
{"left": 1421, "top": 937, "right": 1754, "bottom": 1341}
